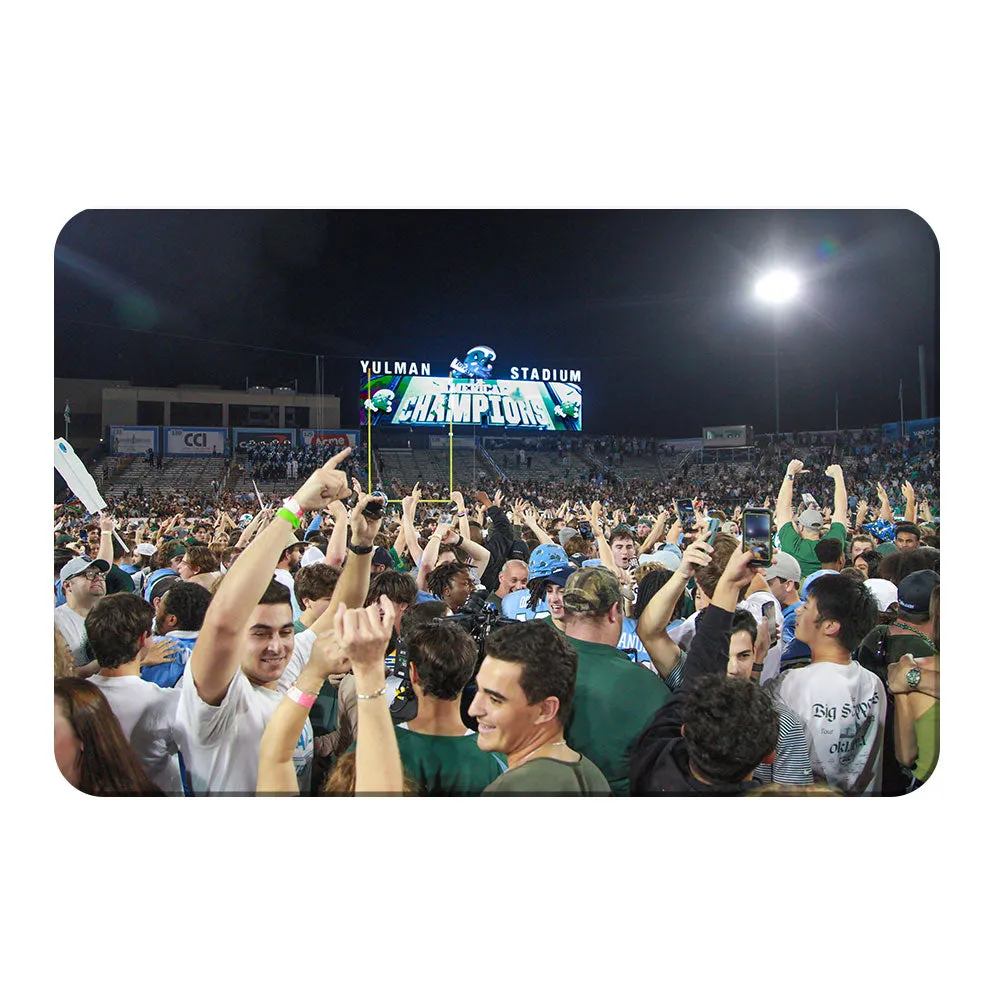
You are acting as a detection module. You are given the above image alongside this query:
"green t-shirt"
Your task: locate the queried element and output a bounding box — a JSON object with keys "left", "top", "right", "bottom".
{"left": 777, "top": 520, "right": 848, "bottom": 580}
{"left": 912, "top": 700, "right": 939, "bottom": 784}
{"left": 293, "top": 619, "right": 309, "bottom": 634}
{"left": 309, "top": 678, "right": 339, "bottom": 737}
{"left": 482, "top": 754, "right": 611, "bottom": 795}
{"left": 563, "top": 633, "right": 672, "bottom": 796}
{"left": 349, "top": 726, "right": 506, "bottom": 795}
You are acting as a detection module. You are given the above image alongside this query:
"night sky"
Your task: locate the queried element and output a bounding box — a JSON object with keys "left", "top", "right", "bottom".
{"left": 54, "top": 209, "right": 938, "bottom": 437}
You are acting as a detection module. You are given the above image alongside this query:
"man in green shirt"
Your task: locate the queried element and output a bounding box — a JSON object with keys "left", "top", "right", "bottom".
{"left": 559, "top": 566, "right": 673, "bottom": 795}
{"left": 775, "top": 459, "right": 849, "bottom": 580}
{"left": 349, "top": 619, "right": 505, "bottom": 794}
{"left": 470, "top": 620, "right": 611, "bottom": 795}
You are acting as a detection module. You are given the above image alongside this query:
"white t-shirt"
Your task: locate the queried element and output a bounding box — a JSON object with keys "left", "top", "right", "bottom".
{"left": 174, "top": 656, "right": 314, "bottom": 796}
{"left": 87, "top": 674, "right": 185, "bottom": 795}
{"left": 763, "top": 659, "right": 886, "bottom": 795}
{"left": 54, "top": 603, "right": 90, "bottom": 667}
{"left": 273, "top": 569, "right": 302, "bottom": 619}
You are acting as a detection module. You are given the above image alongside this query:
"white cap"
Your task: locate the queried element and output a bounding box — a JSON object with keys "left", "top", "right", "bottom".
{"left": 865, "top": 578, "right": 898, "bottom": 612}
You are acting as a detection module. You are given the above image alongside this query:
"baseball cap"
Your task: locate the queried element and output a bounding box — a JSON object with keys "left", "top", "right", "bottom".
{"left": 865, "top": 578, "right": 898, "bottom": 613}
{"left": 558, "top": 527, "right": 580, "bottom": 548}
{"left": 562, "top": 566, "right": 622, "bottom": 614}
{"left": 639, "top": 547, "right": 681, "bottom": 571}
{"left": 372, "top": 546, "right": 393, "bottom": 568}
{"left": 543, "top": 566, "right": 575, "bottom": 588}
{"left": 801, "top": 569, "right": 839, "bottom": 598}
{"left": 764, "top": 551, "right": 802, "bottom": 583}
{"left": 55, "top": 533, "right": 77, "bottom": 546}
{"left": 59, "top": 555, "right": 111, "bottom": 584}
{"left": 897, "top": 569, "right": 939, "bottom": 616}
{"left": 798, "top": 510, "right": 824, "bottom": 530}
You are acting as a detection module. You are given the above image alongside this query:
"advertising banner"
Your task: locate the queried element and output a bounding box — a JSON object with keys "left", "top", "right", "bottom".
{"left": 232, "top": 428, "right": 298, "bottom": 450}
{"left": 110, "top": 426, "right": 158, "bottom": 455}
{"left": 165, "top": 427, "right": 228, "bottom": 455}
{"left": 299, "top": 429, "right": 358, "bottom": 449}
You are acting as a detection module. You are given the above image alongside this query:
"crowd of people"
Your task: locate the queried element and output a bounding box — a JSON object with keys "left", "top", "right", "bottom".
{"left": 53, "top": 426, "right": 940, "bottom": 797}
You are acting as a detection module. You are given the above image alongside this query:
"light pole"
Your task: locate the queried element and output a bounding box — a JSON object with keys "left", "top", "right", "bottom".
{"left": 754, "top": 269, "right": 799, "bottom": 435}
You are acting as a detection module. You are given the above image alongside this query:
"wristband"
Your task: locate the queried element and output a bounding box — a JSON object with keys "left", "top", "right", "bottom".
{"left": 356, "top": 686, "right": 386, "bottom": 701}
{"left": 275, "top": 508, "right": 301, "bottom": 529}
{"left": 286, "top": 685, "right": 317, "bottom": 708}
{"left": 347, "top": 541, "right": 374, "bottom": 555}
{"left": 283, "top": 497, "right": 305, "bottom": 520}
{"left": 751, "top": 663, "right": 764, "bottom": 671}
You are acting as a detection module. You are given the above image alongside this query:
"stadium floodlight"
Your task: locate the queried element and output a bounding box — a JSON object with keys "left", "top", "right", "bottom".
{"left": 754, "top": 269, "right": 800, "bottom": 304}
{"left": 753, "top": 268, "right": 800, "bottom": 435}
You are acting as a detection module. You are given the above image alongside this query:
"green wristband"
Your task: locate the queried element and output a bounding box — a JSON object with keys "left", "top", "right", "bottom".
{"left": 275, "top": 507, "right": 301, "bottom": 530}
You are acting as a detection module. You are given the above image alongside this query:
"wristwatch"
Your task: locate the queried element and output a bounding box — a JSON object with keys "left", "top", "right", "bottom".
{"left": 347, "top": 541, "right": 374, "bottom": 555}
{"left": 905, "top": 666, "right": 921, "bottom": 690}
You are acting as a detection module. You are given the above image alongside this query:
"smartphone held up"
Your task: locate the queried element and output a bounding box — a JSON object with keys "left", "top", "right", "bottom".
{"left": 741, "top": 508, "right": 772, "bottom": 566}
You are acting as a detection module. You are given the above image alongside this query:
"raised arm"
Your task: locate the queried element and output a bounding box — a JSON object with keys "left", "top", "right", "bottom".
{"left": 636, "top": 536, "right": 713, "bottom": 678}
{"left": 416, "top": 524, "right": 445, "bottom": 592}
{"left": 522, "top": 504, "right": 554, "bottom": 546}
{"left": 590, "top": 500, "right": 615, "bottom": 569}
{"left": 336, "top": 598, "right": 404, "bottom": 794}
{"left": 452, "top": 490, "right": 490, "bottom": 577}
{"left": 325, "top": 499, "right": 349, "bottom": 568}
{"left": 902, "top": 481, "right": 917, "bottom": 524}
{"left": 639, "top": 509, "right": 669, "bottom": 554}
{"left": 775, "top": 458, "right": 805, "bottom": 530}
{"left": 825, "top": 464, "right": 848, "bottom": 528}
{"left": 312, "top": 492, "right": 385, "bottom": 626}
{"left": 855, "top": 497, "right": 870, "bottom": 533}
{"left": 97, "top": 513, "right": 116, "bottom": 566}
{"left": 191, "top": 450, "right": 352, "bottom": 705}
{"left": 401, "top": 484, "right": 424, "bottom": 565}
{"left": 876, "top": 482, "right": 892, "bottom": 522}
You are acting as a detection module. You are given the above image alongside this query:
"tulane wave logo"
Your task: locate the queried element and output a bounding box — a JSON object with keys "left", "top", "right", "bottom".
{"left": 364, "top": 388, "right": 396, "bottom": 414}
{"left": 450, "top": 345, "right": 496, "bottom": 380}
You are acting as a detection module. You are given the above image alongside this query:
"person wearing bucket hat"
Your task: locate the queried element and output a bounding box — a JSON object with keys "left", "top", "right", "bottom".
{"left": 774, "top": 459, "right": 850, "bottom": 581}
{"left": 501, "top": 543, "right": 574, "bottom": 624}
{"left": 560, "top": 566, "right": 672, "bottom": 795}
{"left": 54, "top": 555, "right": 112, "bottom": 669}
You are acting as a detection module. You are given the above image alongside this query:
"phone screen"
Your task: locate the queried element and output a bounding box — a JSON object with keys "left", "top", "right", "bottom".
{"left": 677, "top": 498, "right": 695, "bottom": 527}
{"left": 742, "top": 510, "right": 772, "bottom": 565}
{"left": 763, "top": 602, "right": 778, "bottom": 647}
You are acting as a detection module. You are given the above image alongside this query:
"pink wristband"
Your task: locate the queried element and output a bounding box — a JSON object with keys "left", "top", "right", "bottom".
{"left": 286, "top": 685, "right": 317, "bottom": 708}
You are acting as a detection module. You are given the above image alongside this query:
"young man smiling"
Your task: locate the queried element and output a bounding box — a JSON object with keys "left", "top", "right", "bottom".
{"left": 470, "top": 620, "right": 611, "bottom": 795}
{"left": 173, "top": 449, "right": 354, "bottom": 795}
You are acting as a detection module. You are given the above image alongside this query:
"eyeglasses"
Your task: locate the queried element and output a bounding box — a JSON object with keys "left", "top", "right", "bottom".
{"left": 76, "top": 569, "right": 105, "bottom": 581}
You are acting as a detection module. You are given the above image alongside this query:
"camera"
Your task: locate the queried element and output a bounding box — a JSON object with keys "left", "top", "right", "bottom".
{"left": 388, "top": 591, "right": 518, "bottom": 727}
{"left": 361, "top": 490, "right": 388, "bottom": 520}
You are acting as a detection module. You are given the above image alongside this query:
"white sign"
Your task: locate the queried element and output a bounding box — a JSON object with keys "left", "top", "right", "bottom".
{"left": 110, "top": 426, "right": 157, "bottom": 455}
{"left": 166, "top": 427, "right": 227, "bottom": 455}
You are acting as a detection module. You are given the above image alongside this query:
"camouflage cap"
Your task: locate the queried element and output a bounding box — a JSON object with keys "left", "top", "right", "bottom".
{"left": 562, "top": 566, "right": 623, "bottom": 614}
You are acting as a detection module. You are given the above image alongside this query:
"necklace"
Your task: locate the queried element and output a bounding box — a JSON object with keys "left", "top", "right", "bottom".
{"left": 521, "top": 740, "right": 567, "bottom": 763}
{"left": 890, "top": 620, "right": 938, "bottom": 652}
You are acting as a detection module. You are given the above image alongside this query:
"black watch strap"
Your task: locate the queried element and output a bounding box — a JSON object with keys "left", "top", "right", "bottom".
{"left": 347, "top": 542, "right": 374, "bottom": 555}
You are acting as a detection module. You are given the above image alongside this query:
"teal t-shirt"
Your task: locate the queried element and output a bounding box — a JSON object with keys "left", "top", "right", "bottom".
{"left": 777, "top": 520, "right": 848, "bottom": 579}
